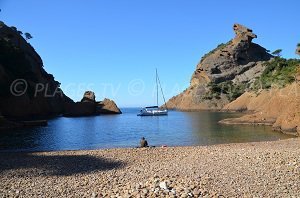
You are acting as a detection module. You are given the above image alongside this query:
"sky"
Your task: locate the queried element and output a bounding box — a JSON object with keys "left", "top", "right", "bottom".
{"left": 0, "top": 0, "right": 299, "bottom": 107}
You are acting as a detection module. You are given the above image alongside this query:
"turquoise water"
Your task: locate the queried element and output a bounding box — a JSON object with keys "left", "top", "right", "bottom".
{"left": 0, "top": 108, "right": 291, "bottom": 152}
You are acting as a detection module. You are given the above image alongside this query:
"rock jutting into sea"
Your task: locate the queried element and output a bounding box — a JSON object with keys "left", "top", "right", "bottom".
{"left": 221, "top": 82, "right": 300, "bottom": 135}
{"left": 166, "top": 23, "right": 300, "bottom": 134}
{"left": 166, "top": 23, "right": 272, "bottom": 110}
{"left": 97, "top": 98, "right": 122, "bottom": 114}
{"left": 64, "top": 91, "right": 122, "bottom": 117}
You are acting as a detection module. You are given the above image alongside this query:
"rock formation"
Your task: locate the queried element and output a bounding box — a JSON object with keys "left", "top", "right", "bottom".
{"left": 64, "top": 91, "right": 122, "bottom": 117}
{"left": 296, "top": 44, "right": 300, "bottom": 55}
{"left": 0, "top": 22, "right": 121, "bottom": 124}
{"left": 221, "top": 82, "right": 300, "bottom": 135}
{"left": 81, "top": 91, "right": 96, "bottom": 102}
{"left": 0, "top": 21, "right": 73, "bottom": 118}
{"left": 166, "top": 24, "right": 272, "bottom": 110}
{"left": 97, "top": 98, "right": 122, "bottom": 114}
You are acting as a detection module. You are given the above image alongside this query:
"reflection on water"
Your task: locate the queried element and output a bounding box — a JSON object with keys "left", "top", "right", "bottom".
{"left": 0, "top": 108, "right": 292, "bottom": 152}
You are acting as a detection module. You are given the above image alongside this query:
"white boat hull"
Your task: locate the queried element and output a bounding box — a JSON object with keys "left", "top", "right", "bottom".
{"left": 137, "top": 109, "right": 168, "bottom": 116}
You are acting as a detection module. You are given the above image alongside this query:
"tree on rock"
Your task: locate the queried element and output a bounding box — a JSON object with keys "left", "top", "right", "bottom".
{"left": 272, "top": 49, "right": 282, "bottom": 57}
{"left": 10, "top": 26, "right": 17, "bottom": 31}
{"left": 24, "top": 32, "right": 33, "bottom": 41}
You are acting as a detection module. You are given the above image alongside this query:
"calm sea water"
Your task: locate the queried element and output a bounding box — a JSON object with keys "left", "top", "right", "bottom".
{"left": 0, "top": 108, "right": 292, "bottom": 152}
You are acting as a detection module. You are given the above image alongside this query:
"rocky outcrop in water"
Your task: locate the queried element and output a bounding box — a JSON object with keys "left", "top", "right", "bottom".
{"left": 81, "top": 91, "right": 96, "bottom": 103}
{"left": 0, "top": 21, "right": 74, "bottom": 118}
{"left": 166, "top": 24, "right": 272, "bottom": 110}
{"left": 64, "top": 91, "right": 121, "bottom": 117}
{"left": 97, "top": 98, "right": 122, "bottom": 114}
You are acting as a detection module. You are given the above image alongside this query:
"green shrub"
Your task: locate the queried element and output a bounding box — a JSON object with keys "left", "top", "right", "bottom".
{"left": 203, "top": 81, "right": 247, "bottom": 101}
{"left": 253, "top": 57, "right": 300, "bottom": 89}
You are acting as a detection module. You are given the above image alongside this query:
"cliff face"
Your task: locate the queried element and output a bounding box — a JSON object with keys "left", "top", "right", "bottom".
{"left": 166, "top": 24, "right": 272, "bottom": 110}
{"left": 0, "top": 22, "right": 122, "bottom": 121}
{"left": 221, "top": 82, "right": 300, "bottom": 135}
{"left": 0, "top": 22, "right": 73, "bottom": 118}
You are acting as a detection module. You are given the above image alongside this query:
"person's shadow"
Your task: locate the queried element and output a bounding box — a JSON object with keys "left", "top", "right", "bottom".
{"left": 0, "top": 152, "right": 126, "bottom": 176}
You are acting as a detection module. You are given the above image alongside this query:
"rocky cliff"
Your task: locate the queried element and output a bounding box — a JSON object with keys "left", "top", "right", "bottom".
{"left": 219, "top": 45, "right": 300, "bottom": 135}
{"left": 0, "top": 21, "right": 73, "bottom": 118}
{"left": 221, "top": 82, "right": 300, "bottom": 135}
{"left": 0, "top": 22, "right": 121, "bottom": 122}
{"left": 166, "top": 24, "right": 272, "bottom": 110}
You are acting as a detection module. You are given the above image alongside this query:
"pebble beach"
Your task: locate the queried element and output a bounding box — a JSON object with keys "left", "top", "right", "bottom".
{"left": 1, "top": 138, "right": 300, "bottom": 197}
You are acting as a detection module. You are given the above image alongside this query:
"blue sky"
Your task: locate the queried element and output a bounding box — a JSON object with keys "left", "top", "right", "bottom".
{"left": 1, "top": 0, "right": 299, "bottom": 107}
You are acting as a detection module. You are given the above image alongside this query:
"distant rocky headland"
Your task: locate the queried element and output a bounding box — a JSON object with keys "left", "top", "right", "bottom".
{"left": 166, "top": 24, "right": 300, "bottom": 135}
{"left": 64, "top": 91, "right": 121, "bottom": 117}
{"left": 0, "top": 21, "right": 121, "bottom": 129}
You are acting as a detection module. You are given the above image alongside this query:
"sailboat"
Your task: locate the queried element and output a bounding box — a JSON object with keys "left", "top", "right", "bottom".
{"left": 137, "top": 69, "right": 168, "bottom": 116}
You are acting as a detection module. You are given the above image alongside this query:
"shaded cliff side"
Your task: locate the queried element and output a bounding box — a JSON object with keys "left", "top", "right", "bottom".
{"left": 0, "top": 22, "right": 121, "bottom": 122}
{"left": 0, "top": 22, "right": 73, "bottom": 118}
{"left": 166, "top": 24, "right": 272, "bottom": 110}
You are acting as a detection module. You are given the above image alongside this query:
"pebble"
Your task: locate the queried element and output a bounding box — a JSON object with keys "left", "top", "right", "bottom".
{"left": 1, "top": 138, "right": 300, "bottom": 197}
{"left": 159, "top": 181, "right": 168, "bottom": 190}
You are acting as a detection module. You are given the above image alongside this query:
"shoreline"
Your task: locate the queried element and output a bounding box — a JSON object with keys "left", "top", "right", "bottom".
{"left": 0, "top": 134, "right": 294, "bottom": 154}
{"left": 1, "top": 138, "right": 299, "bottom": 197}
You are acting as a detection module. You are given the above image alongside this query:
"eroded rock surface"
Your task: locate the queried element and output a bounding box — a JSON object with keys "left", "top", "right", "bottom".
{"left": 166, "top": 24, "right": 272, "bottom": 110}
{"left": 221, "top": 82, "right": 300, "bottom": 135}
{"left": 64, "top": 92, "right": 121, "bottom": 117}
{"left": 97, "top": 98, "right": 122, "bottom": 114}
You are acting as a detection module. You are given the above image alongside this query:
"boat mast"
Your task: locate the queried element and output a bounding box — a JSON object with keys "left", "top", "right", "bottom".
{"left": 156, "top": 69, "right": 168, "bottom": 110}
{"left": 156, "top": 68, "right": 158, "bottom": 107}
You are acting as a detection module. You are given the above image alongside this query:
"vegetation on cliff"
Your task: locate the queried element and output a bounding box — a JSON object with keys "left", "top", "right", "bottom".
{"left": 253, "top": 57, "right": 300, "bottom": 89}
{"left": 205, "top": 56, "right": 300, "bottom": 101}
{"left": 202, "top": 82, "right": 246, "bottom": 102}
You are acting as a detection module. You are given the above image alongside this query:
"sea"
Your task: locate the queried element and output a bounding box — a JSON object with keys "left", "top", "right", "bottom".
{"left": 0, "top": 108, "right": 292, "bottom": 152}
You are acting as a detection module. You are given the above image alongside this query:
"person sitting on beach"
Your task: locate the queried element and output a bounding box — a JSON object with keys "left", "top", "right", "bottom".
{"left": 140, "top": 137, "right": 148, "bottom": 148}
